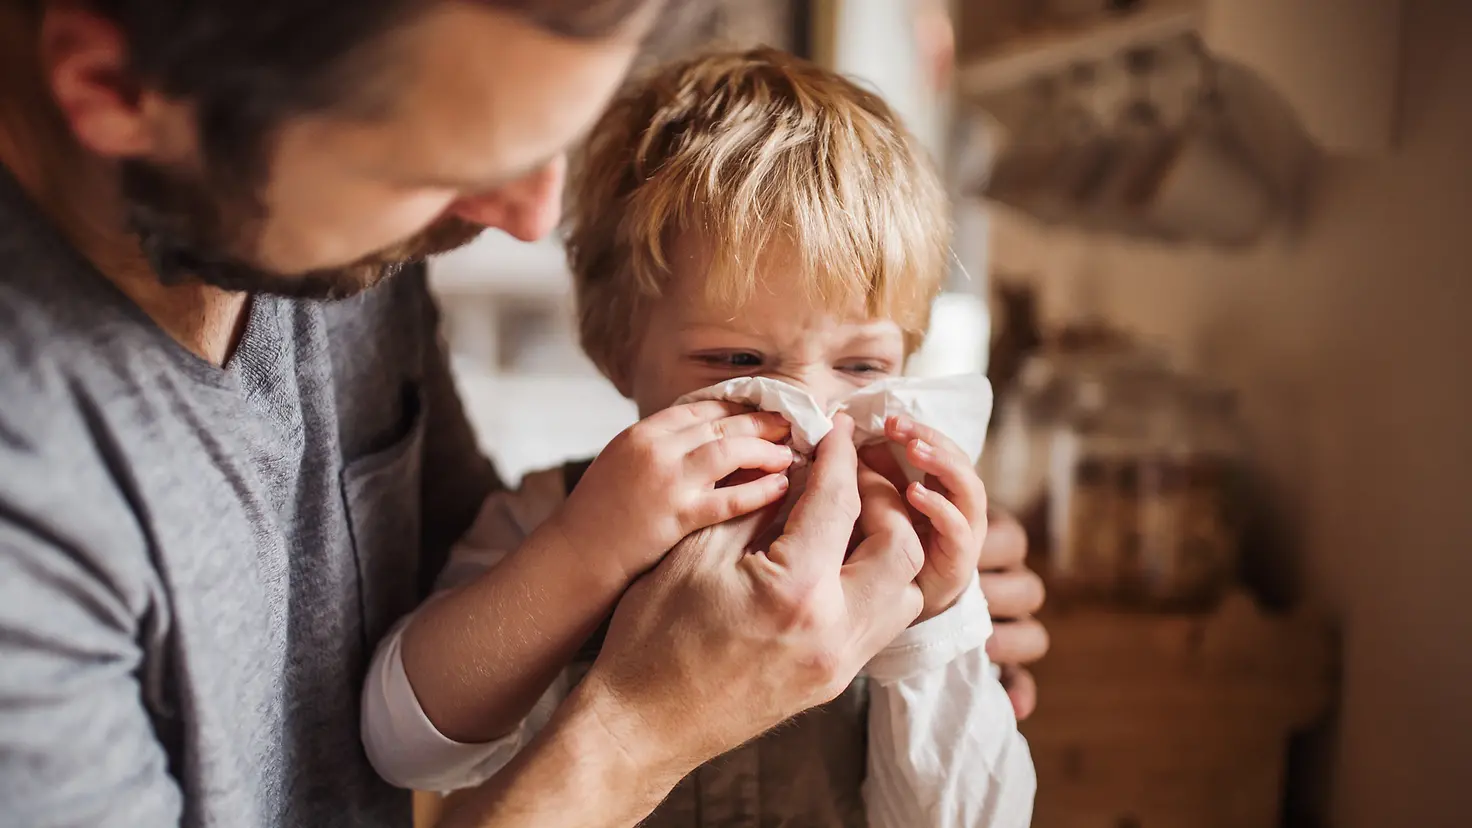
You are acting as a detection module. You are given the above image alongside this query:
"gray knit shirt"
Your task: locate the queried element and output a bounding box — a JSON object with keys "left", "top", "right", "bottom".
{"left": 0, "top": 169, "right": 499, "bottom": 827}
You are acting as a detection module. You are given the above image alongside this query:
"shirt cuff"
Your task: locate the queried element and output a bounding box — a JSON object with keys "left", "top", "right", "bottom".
{"left": 863, "top": 574, "right": 994, "bottom": 685}
{"left": 361, "top": 616, "right": 525, "bottom": 791}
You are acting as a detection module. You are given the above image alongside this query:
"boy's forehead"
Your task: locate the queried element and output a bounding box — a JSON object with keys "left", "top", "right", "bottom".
{"left": 661, "top": 232, "right": 871, "bottom": 318}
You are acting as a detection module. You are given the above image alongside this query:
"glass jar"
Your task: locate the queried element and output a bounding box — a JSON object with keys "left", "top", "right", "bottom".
{"left": 981, "top": 340, "right": 1168, "bottom": 559}
{"left": 1044, "top": 360, "right": 1181, "bottom": 603}
{"left": 1039, "top": 363, "right": 1245, "bottom": 611}
{"left": 1119, "top": 384, "right": 1246, "bottom": 610}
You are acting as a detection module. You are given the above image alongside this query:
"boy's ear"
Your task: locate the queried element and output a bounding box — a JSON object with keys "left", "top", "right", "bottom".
{"left": 609, "top": 361, "right": 635, "bottom": 399}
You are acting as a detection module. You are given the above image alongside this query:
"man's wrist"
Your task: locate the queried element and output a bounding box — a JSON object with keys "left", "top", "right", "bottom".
{"left": 436, "top": 679, "right": 683, "bottom": 828}
{"left": 568, "top": 677, "right": 688, "bottom": 783}
{"left": 537, "top": 679, "right": 687, "bottom": 819}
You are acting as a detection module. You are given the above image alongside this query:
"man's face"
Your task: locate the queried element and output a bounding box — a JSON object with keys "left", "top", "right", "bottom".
{"left": 124, "top": 3, "right": 648, "bottom": 298}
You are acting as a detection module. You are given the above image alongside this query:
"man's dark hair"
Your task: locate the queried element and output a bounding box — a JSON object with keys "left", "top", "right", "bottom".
{"left": 55, "top": 0, "right": 659, "bottom": 183}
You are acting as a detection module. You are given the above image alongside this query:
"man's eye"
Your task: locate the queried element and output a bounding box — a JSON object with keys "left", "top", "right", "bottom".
{"left": 840, "top": 361, "right": 889, "bottom": 375}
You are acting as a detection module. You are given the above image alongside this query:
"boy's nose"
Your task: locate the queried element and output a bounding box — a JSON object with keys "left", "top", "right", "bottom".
{"left": 447, "top": 156, "right": 566, "bottom": 242}
{"left": 765, "top": 371, "right": 844, "bottom": 412}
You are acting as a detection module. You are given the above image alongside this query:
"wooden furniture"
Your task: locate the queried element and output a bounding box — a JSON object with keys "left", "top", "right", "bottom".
{"left": 1021, "top": 592, "right": 1336, "bottom": 828}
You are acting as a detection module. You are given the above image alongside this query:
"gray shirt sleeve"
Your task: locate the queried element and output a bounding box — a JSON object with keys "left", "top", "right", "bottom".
{"left": 0, "top": 445, "right": 183, "bottom": 826}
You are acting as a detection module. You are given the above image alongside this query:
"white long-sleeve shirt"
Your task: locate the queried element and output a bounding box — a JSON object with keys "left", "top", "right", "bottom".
{"left": 362, "top": 466, "right": 1035, "bottom": 827}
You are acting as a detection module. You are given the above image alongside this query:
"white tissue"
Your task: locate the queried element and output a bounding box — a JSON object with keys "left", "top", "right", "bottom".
{"left": 676, "top": 375, "right": 994, "bottom": 481}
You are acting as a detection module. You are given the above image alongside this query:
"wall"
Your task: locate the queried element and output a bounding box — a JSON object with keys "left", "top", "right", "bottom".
{"left": 990, "top": 2, "right": 1472, "bottom": 824}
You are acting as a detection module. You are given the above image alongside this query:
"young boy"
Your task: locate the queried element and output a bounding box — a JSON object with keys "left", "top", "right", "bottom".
{"left": 361, "top": 48, "right": 1035, "bottom": 827}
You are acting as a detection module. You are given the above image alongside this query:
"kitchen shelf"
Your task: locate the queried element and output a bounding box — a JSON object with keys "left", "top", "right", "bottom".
{"left": 958, "top": 5, "right": 1202, "bottom": 98}
{"left": 954, "top": 0, "right": 1402, "bottom": 156}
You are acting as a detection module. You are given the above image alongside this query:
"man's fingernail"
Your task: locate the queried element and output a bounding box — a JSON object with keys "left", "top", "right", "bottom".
{"left": 777, "top": 475, "right": 790, "bottom": 489}
{"left": 913, "top": 439, "right": 933, "bottom": 458}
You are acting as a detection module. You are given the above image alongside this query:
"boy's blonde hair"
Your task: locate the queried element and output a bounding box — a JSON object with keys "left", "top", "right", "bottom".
{"left": 564, "top": 47, "right": 952, "bottom": 386}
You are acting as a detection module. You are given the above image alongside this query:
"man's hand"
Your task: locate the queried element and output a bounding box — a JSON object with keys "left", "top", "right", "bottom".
{"left": 573, "top": 414, "right": 925, "bottom": 777}
{"left": 553, "top": 401, "right": 794, "bottom": 585}
{"left": 979, "top": 508, "right": 1049, "bottom": 720}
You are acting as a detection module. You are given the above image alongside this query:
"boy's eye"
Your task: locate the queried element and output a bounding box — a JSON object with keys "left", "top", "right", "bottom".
{"left": 695, "top": 352, "right": 764, "bottom": 369}
{"left": 839, "top": 361, "right": 892, "bottom": 375}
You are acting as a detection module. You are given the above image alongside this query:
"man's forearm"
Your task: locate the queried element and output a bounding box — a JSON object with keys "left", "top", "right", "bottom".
{"left": 437, "top": 682, "right": 684, "bottom": 828}
{"left": 400, "top": 520, "right": 630, "bottom": 743}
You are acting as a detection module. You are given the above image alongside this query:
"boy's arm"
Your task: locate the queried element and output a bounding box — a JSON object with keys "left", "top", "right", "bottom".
{"left": 362, "top": 469, "right": 625, "bottom": 789}
{"left": 399, "top": 512, "right": 627, "bottom": 742}
{"left": 861, "top": 577, "right": 1037, "bottom": 828}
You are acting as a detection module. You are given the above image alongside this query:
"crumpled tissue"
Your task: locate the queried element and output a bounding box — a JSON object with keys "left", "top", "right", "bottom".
{"left": 676, "top": 374, "right": 993, "bottom": 483}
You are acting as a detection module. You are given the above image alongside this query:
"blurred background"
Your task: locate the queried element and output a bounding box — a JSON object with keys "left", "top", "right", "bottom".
{"left": 428, "top": 2, "right": 1469, "bottom": 826}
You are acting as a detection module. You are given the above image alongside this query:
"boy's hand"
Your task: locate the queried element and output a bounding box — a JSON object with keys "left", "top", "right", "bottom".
{"left": 554, "top": 400, "right": 794, "bottom": 584}
{"left": 862, "top": 414, "right": 988, "bottom": 622}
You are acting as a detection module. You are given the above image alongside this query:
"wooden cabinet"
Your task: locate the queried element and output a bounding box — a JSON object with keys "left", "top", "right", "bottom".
{"left": 1021, "top": 593, "right": 1336, "bottom": 827}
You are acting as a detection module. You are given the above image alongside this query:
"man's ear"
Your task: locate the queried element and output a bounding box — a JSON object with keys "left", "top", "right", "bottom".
{"left": 39, "top": 5, "right": 157, "bottom": 158}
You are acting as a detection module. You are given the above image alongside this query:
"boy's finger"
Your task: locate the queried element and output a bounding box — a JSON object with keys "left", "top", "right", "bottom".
{"left": 907, "top": 481, "right": 973, "bottom": 556}
{"left": 886, "top": 415, "right": 966, "bottom": 459}
{"left": 656, "top": 399, "right": 753, "bottom": 428}
{"left": 685, "top": 409, "right": 793, "bottom": 447}
{"left": 689, "top": 435, "right": 794, "bottom": 481}
{"left": 905, "top": 437, "right": 987, "bottom": 524}
{"left": 691, "top": 473, "right": 792, "bottom": 528}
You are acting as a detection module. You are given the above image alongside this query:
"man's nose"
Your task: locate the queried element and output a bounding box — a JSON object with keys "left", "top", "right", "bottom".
{"left": 447, "top": 156, "right": 565, "bottom": 242}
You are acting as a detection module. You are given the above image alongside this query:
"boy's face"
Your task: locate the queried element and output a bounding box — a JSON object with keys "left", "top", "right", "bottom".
{"left": 625, "top": 233, "right": 908, "bottom": 418}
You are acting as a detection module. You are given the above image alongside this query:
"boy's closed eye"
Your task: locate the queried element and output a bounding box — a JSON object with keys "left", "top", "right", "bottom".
{"left": 837, "top": 359, "right": 894, "bottom": 376}
{"left": 692, "top": 351, "right": 764, "bottom": 370}
{"left": 689, "top": 351, "right": 897, "bottom": 380}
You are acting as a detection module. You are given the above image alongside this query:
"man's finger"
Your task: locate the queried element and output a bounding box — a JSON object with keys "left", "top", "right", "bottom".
{"left": 667, "top": 497, "right": 784, "bottom": 571}
{"left": 858, "top": 444, "right": 920, "bottom": 523}
{"left": 842, "top": 530, "right": 925, "bottom": 655}
{"left": 985, "top": 615, "right": 1050, "bottom": 666}
{"left": 856, "top": 457, "right": 913, "bottom": 539}
{"left": 766, "top": 414, "right": 859, "bottom": 573}
{"left": 979, "top": 509, "right": 1028, "bottom": 571}
{"left": 998, "top": 665, "right": 1039, "bottom": 721}
{"left": 978, "top": 568, "right": 1046, "bottom": 620}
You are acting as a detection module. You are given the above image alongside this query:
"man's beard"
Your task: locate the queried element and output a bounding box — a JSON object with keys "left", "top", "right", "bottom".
{"left": 120, "top": 160, "right": 485, "bottom": 300}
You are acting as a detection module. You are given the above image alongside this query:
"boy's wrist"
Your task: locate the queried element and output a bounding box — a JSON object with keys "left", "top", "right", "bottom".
{"left": 538, "top": 512, "right": 645, "bottom": 595}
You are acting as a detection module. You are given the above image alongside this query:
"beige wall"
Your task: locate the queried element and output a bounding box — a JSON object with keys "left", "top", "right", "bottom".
{"left": 990, "top": 2, "right": 1472, "bottom": 824}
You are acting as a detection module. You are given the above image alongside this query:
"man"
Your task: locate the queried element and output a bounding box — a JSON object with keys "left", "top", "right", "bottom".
{"left": 0, "top": 1, "right": 1048, "bottom": 826}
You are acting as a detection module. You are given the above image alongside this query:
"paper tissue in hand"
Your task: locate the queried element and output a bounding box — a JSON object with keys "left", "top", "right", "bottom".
{"left": 676, "top": 374, "right": 994, "bottom": 483}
